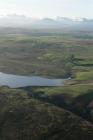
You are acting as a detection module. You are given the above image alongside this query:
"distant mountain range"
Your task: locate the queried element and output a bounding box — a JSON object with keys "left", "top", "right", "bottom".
{"left": 0, "top": 15, "right": 93, "bottom": 30}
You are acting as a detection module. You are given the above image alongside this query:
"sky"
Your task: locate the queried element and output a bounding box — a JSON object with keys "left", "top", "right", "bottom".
{"left": 0, "top": 0, "right": 92, "bottom": 19}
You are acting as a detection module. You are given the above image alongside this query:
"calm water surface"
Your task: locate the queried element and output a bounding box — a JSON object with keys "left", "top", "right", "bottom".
{"left": 0, "top": 72, "right": 67, "bottom": 88}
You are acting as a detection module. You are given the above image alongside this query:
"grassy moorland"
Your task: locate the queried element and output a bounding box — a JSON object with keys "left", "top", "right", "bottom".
{"left": 0, "top": 30, "right": 93, "bottom": 81}
{"left": 23, "top": 85, "right": 93, "bottom": 122}
{"left": 0, "top": 29, "right": 93, "bottom": 139}
{"left": 0, "top": 86, "right": 93, "bottom": 140}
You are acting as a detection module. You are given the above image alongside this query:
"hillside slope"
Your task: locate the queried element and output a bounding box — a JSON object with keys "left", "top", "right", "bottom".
{"left": 0, "top": 87, "right": 93, "bottom": 139}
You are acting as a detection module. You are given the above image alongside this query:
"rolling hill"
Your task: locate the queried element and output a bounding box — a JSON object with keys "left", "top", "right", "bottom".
{"left": 0, "top": 87, "right": 93, "bottom": 140}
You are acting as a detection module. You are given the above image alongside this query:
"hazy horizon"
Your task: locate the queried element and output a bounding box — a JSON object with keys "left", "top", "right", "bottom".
{"left": 0, "top": 0, "right": 92, "bottom": 19}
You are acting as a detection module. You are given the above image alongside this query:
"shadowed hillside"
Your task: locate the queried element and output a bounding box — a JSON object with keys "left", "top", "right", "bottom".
{"left": 0, "top": 87, "right": 93, "bottom": 139}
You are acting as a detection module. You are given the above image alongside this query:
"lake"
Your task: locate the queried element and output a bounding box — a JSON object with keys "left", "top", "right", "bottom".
{"left": 0, "top": 72, "right": 67, "bottom": 88}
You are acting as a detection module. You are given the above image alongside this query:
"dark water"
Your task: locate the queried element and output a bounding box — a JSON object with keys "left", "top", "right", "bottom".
{"left": 0, "top": 72, "right": 67, "bottom": 88}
